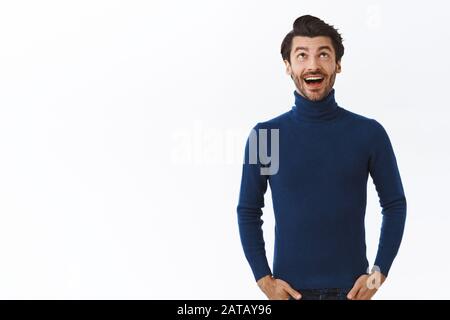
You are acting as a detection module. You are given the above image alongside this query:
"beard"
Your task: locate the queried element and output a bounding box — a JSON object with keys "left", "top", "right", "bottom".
{"left": 292, "top": 70, "right": 337, "bottom": 101}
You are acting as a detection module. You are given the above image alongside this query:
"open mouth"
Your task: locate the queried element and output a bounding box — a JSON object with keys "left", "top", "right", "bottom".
{"left": 303, "top": 75, "right": 325, "bottom": 87}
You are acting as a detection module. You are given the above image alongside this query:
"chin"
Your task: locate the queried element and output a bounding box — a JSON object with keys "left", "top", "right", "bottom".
{"left": 305, "top": 91, "right": 327, "bottom": 101}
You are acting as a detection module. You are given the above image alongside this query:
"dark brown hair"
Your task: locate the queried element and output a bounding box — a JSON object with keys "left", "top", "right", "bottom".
{"left": 281, "top": 15, "right": 344, "bottom": 63}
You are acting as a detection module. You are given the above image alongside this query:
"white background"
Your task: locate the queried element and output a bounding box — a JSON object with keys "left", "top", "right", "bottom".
{"left": 0, "top": 0, "right": 449, "bottom": 299}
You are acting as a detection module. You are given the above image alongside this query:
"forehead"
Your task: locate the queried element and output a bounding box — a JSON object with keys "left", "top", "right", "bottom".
{"left": 291, "top": 36, "right": 335, "bottom": 52}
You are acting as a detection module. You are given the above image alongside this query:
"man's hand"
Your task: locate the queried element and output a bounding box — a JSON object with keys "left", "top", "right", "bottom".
{"left": 257, "top": 275, "right": 302, "bottom": 300}
{"left": 347, "top": 271, "right": 387, "bottom": 300}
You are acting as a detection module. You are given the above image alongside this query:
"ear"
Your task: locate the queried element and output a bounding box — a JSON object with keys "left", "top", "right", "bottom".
{"left": 284, "top": 60, "right": 292, "bottom": 76}
{"left": 336, "top": 60, "right": 342, "bottom": 73}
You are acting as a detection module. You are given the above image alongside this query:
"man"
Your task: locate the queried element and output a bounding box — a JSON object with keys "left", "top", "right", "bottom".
{"left": 237, "top": 15, "right": 407, "bottom": 300}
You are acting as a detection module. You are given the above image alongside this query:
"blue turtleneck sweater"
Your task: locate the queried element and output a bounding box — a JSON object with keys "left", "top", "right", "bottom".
{"left": 237, "top": 89, "right": 407, "bottom": 289}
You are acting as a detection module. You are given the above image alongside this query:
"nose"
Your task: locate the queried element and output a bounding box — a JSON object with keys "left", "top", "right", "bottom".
{"left": 305, "top": 56, "right": 320, "bottom": 71}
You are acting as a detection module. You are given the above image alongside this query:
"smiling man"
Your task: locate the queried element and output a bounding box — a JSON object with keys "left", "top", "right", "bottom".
{"left": 237, "top": 15, "right": 407, "bottom": 300}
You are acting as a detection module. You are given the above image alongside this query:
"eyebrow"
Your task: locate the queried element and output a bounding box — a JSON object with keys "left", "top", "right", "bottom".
{"left": 318, "top": 46, "right": 333, "bottom": 51}
{"left": 293, "top": 45, "right": 333, "bottom": 53}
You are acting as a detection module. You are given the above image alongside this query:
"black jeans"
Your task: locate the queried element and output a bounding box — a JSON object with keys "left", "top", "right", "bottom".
{"left": 288, "top": 287, "right": 352, "bottom": 300}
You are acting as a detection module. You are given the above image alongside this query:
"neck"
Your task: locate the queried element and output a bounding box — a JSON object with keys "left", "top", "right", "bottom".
{"left": 291, "top": 88, "right": 341, "bottom": 122}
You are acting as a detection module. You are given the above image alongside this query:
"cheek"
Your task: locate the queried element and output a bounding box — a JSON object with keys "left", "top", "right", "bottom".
{"left": 292, "top": 68, "right": 305, "bottom": 80}
{"left": 321, "top": 62, "right": 336, "bottom": 75}
{"left": 289, "top": 63, "right": 304, "bottom": 75}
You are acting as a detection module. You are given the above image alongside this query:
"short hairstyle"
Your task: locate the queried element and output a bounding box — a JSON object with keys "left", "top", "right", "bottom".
{"left": 281, "top": 15, "right": 344, "bottom": 63}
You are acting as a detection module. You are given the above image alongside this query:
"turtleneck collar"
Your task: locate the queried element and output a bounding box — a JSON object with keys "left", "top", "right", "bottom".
{"left": 291, "top": 88, "right": 341, "bottom": 123}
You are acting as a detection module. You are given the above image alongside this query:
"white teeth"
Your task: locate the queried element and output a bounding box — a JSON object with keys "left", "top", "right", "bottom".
{"left": 305, "top": 76, "right": 323, "bottom": 81}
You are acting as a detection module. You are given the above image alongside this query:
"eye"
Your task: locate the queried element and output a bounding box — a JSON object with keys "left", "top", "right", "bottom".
{"left": 297, "top": 52, "right": 307, "bottom": 59}
{"left": 320, "top": 52, "right": 329, "bottom": 58}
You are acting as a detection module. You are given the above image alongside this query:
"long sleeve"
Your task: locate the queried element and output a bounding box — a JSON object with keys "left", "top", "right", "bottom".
{"left": 236, "top": 125, "right": 272, "bottom": 282}
{"left": 369, "top": 120, "right": 407, "bottom": 277}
